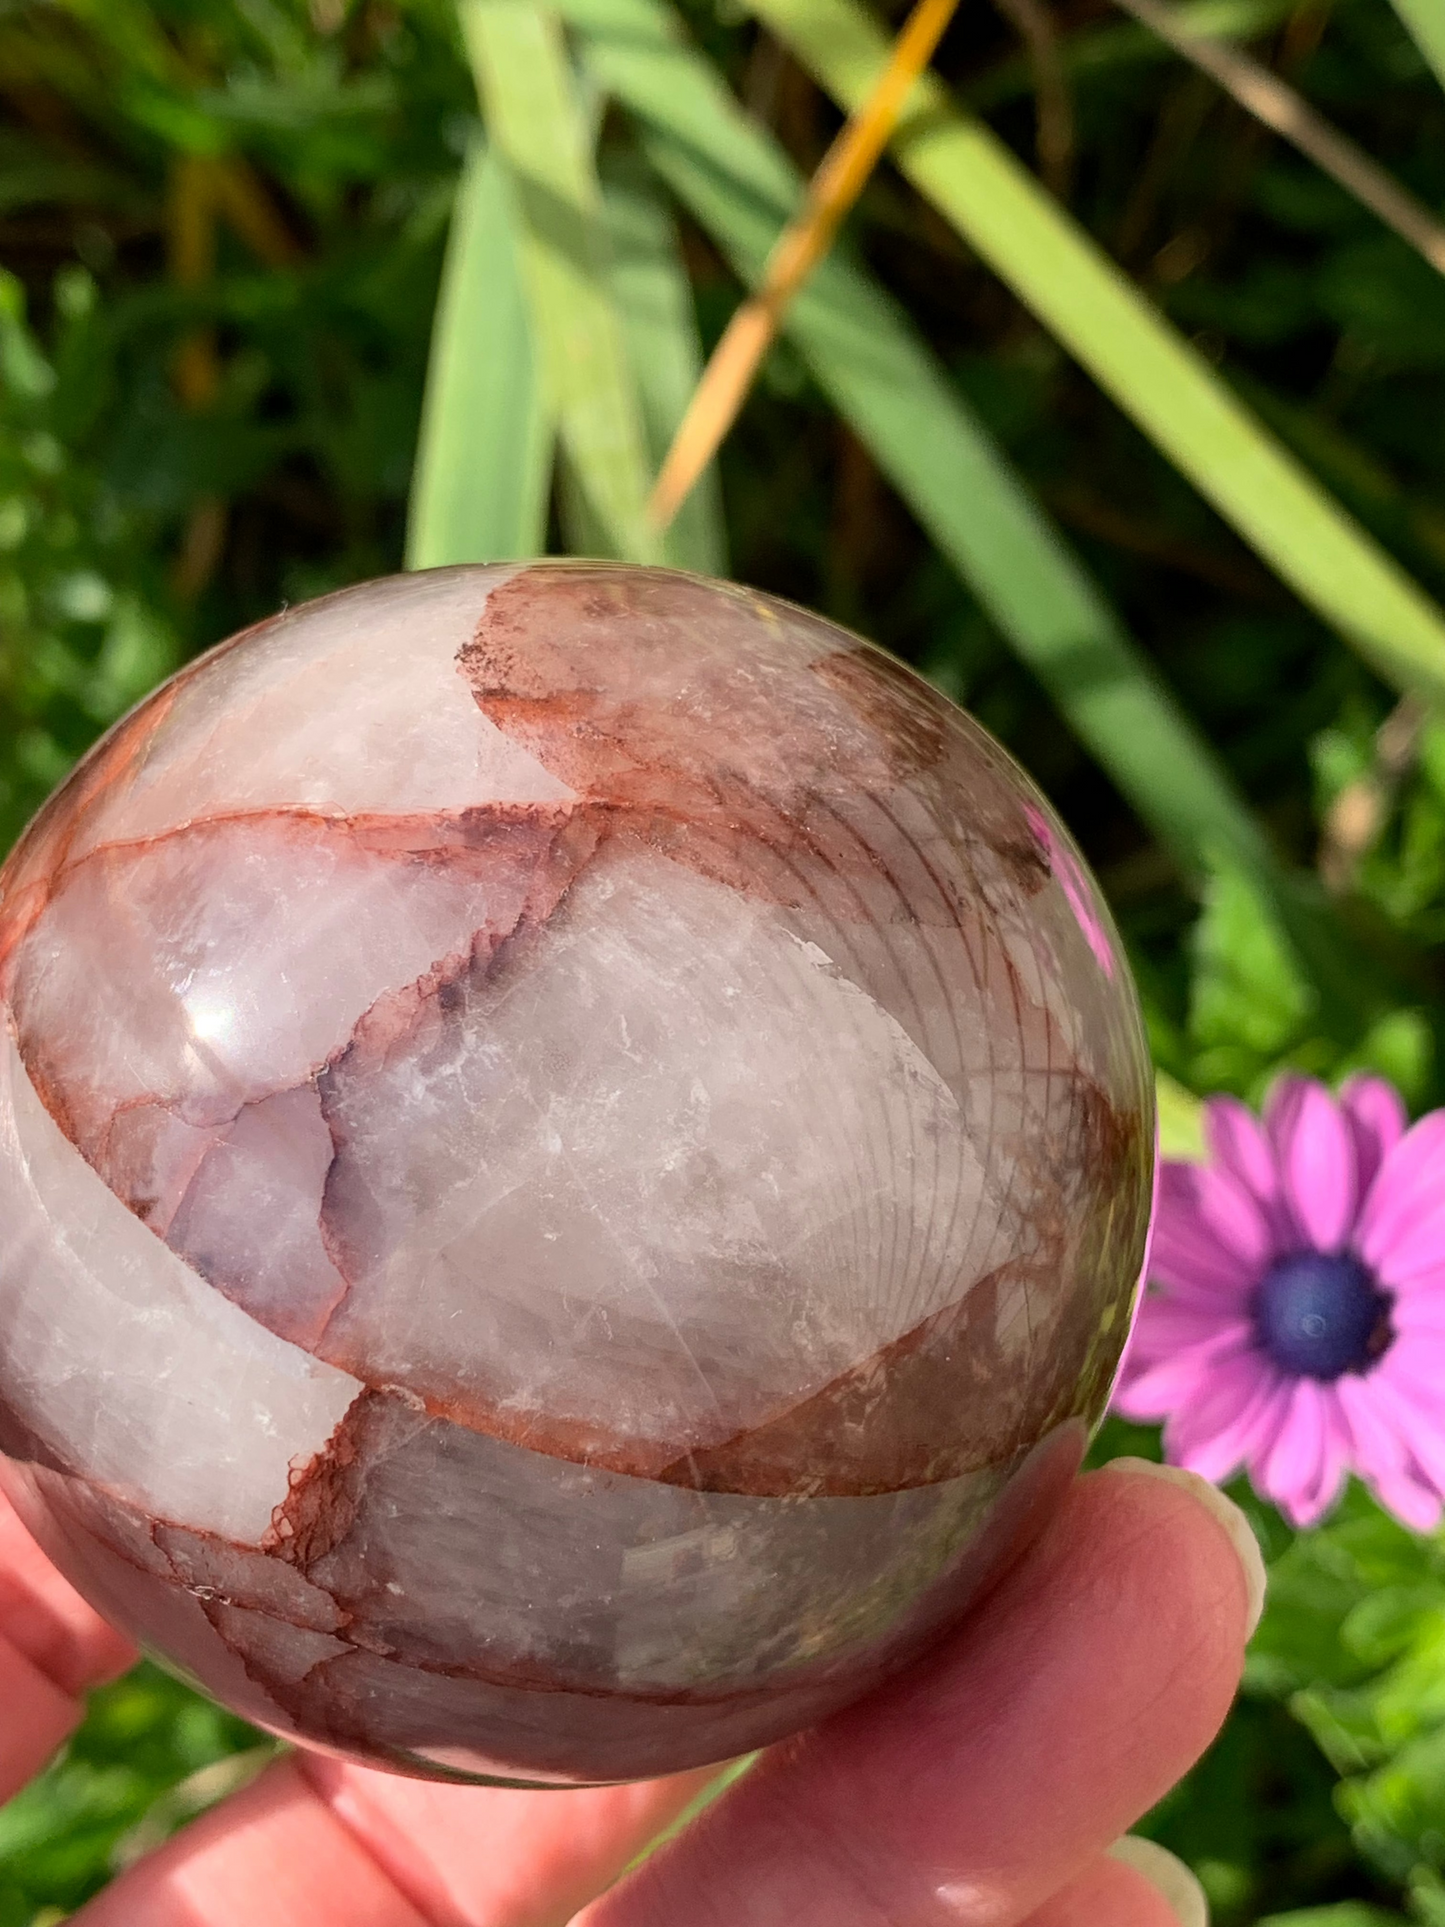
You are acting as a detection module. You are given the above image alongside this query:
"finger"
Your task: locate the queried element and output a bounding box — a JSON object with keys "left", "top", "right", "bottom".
{"left": 578, "top": 1460, "right": 1258, "bottom": 1927}
{"left": 1107, "top": 1837, "right": 1209, "bottom": 1927}
{"left": 0, "top": 1628, "right": 85, "bottom": 1797}
{"left": 71, "top": 1739, "right": 717, "bottom": 1927}
{"left": 0, "top": 1486, "right": 135, "bottom": 1693}
{"left": 1017, "top": 1851, "right": 1194, "bottom": 1927}
{"left": 1, "top": 1474, "right": 700, "bottom": 1923}
{"left": 74, "top": 1757, "right": 429, "bottom": 1927}
{"left": 299, "top": 1754, "right": 720, "bottom": 1927}
{"left": 0, "top": 1487, "right": 137, "bottom": 1798}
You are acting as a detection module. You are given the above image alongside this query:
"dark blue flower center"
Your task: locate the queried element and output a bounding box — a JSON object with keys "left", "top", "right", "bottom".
{"left": 1253, "top": 1250, "right": 1393, "bottom": 1381}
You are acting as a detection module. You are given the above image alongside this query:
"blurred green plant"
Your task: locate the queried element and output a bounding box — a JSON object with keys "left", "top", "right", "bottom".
{"left": 5, "top": 0, "right": 1445, "bottom": 1918}
{"left": 0, "top": 1664, "right": 269, "bottom": 1923}
{"left": 0, "top": 267, "right": 179, "bottom": 850}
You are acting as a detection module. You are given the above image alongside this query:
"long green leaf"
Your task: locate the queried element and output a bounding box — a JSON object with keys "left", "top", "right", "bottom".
{"left": 1389, "top": 0, "right": 1445, "bottom": 95}
{"left": 406, "top": 141, "right": 552, "bottom": 568}
{"left": 566, "top": 0, "right": 1370, "bottom": 1021}
{"left": 460, "top": 0, "right": 661, "bottom": 563}
{"left": 746, "top": 0, "right": 1445, "bottom": 706}
{"left": 601, "top": 151, "right": 727, "bottom": 576}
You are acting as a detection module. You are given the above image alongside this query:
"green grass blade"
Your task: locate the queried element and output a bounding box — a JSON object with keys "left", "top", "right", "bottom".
{"left": 406, "top": 140, "right": 552, "bottom": 568}
{"left": 601, "top": 151, "right": 727, "bottom": 576}
{"left": 746, "top": 0, "right": 1445, "bottom": 705}
{"left": 1389, "top": 0, "right": 1445, "bottom": 95}
{"left": 565, "top": 0, "right": 1376, "bottom": 1021}
{"left": 460, "top": 0, "right": 662, "bottom": 564}
{"left": 651, "top": 149, "right": 1367, "bottom": 1020}
{"left": 643, "top": 125, "right": 1260, "bottom": 868}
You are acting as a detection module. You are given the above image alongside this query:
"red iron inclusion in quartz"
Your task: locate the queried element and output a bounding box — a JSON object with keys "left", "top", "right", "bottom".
{"left": 0, "top": 563, "right": 1153, "bottom": 1785}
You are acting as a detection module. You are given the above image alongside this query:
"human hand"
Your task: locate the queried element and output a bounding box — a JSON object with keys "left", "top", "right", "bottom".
{"left": 0, "top": 1457, "right": 1261, "bottom": 1926}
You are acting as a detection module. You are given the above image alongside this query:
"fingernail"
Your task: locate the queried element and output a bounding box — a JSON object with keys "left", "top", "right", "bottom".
{"left": 1108, "top": 1836, "right": 1209, "bottom": 1925}
{"left": 1105, "top": 1458, "right": 1267, "bottom": 1638}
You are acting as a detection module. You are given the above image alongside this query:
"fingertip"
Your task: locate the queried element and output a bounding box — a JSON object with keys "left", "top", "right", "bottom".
{"left": 1021, "top": 1848, "right": 1204, "bottom": 1927}
{"left": 1109, "top": 1836, "right": 1209, "bottom": 1927}
{"left": 578, "top": 1453, "right": 1256, "bottom": 1927}
{"left": 0, "top": 1626, "right": 81, "bottom": 1802}
{"left": 1100, "top": 1458, "right": 1267, "bottom": 1639}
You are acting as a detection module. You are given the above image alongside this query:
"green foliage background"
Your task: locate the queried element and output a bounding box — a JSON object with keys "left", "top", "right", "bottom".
{"left": 3, "top": 0, "right": 1445, "bottom": 1918}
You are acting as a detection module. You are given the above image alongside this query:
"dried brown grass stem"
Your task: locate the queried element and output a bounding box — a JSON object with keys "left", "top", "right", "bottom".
{"left": 1113, "top": 0, "right": 1445, "bottom": 278}
{"left": 649, "top": 0, "right": 963, "bottom": 532}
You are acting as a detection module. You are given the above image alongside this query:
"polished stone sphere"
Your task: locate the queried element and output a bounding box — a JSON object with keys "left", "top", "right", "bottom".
{"left": 0, "top": 563, "right": 1154, "bottom": 1785}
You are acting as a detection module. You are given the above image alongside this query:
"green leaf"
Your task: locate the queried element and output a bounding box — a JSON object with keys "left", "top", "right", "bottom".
{"left": 1341, "top": 1724, "right": 1445, "bottom": 1885}
{"left": 406, "top": 140, "right": 552, "bottom": 568}
{"left": 1241, "top": 1486, "right": 1445, "bottom": 1898}
{"left": 0, "top": 273, "right": 57, "bottom": 404}
{"left": 1188, "top": 855, "right": 1319, "bottom": 1094}
{"left": 1389, "top": 0, "right": 1445, "bottom": 96}
{"left": 568, "top": 0, "right": 1371, "bottom": 1022}
{"left": 1155, "top": 1070, "right": 1204, "bottom": 1159}
{"left": 1337, "top": 1009, "right": 1434, "bottom": 1113}
{"left": 1256, "top": 1908, "right": 1410, "bottom": 1926}
{"left": 460, "top": 0, "right": 661, "bottom": 564}
{"left": 601, "top": 150, "right": 726, "bottom": 577}
{"left": 744, "top": 0, "right": 1445, "bottom": 706}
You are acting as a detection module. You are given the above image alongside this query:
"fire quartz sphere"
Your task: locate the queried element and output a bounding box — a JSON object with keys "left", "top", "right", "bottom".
{"left": 0, "top": 561, "right": 1154, "bottom": 1786}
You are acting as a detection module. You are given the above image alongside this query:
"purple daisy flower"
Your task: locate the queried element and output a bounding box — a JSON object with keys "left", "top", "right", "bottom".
{"left": 1114, "top": 1073, "right": 1445, "bottom": 1531}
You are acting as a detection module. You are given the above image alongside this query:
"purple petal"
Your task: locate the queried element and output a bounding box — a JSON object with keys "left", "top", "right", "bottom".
{"left": 1204, "top": 1095, "right": 1281, "bottom": 1215}
{"left": 1115, "top": 1327, "right": 1256, "bottom": 1418}
{"left": 1335, "top": 1375, "right": 1444, "bottom": 1532}
{"left": 1149, "top": 1225, "right": 1255, "bottom": 1304}
{"left": 1374, "top": 1214, "right": 1445, "bottom": 1291}
{"left": 1110, "top": 1280, "right": 1230, "bottom": 1403}
{"left": 1273, "top": 1078, "right": 1357, "bottom": 1253}
{"left": 1333, "top": 1371, "right": 1403, "bottom": 1472}
{"left": 1255, "top": 1379, "right": 1328, "bottom": 1527}
{"left": 1340, "top": 1073, "right": 1408, "bottom": 1202}
{"left": 1151, "top": 1160, "right": 1271, "bottom": 1298}
{"left": 1369, "top": 1371, "right": 1445, "bottom": 1493}
{"left": 1369, "top": 1466, "right": 1440, "bottom": 1534}
{"left": 1386, "top": 1287, "right": 1445, "bottom": 1331}
{"left": 1371, "top": 1341, "right": 1445, "bottom": 1449}
{"left": 1356, "top": 1112, "right": 1445, "bottom": 1286}
{"left": 1127, "top": 1292, "right": 1253, "bottom": 1356}
{"left": 1164, "top": 1352, "right": 1284, "bottom": 1485}
{"left": 1264, "top": 1074, "right": 1313, "bottom": 1156}
{"left": 1378, "top": 1329, "right": 1445, "bottom": 1384}
{"left": 1307, "top": 1389, "right": 1352, "bottom": 1523}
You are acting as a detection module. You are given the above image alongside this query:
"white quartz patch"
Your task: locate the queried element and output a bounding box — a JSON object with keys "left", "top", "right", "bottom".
{"left": 0, "top": 1033, "right": 362, "bottom": 1543}
{"left": 319, "top": 853, "right": 1001, "bottom": 1455}
{"left": 10, "top": 812, "right": 545, "bottom": 1156}
{"left": 69, "top": 567, "right": 573, "bottom": 858}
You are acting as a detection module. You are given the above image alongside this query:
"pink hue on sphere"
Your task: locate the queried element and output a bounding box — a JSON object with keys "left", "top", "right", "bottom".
{"left": 0, "top": 563, "right": 1153, "bottom": 1785}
